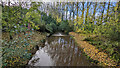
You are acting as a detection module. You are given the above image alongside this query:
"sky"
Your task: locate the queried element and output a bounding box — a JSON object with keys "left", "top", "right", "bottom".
{"left": 1, "top": 0, "right": 119, "bottom": 2}
{"left": 1, "top": 0, "right": 118, "bottom": 21}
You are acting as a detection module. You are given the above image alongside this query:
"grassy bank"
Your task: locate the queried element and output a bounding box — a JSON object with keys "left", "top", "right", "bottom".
{"left": 84, "top": 35, "right": 120, "bottom": 66}
{"left": 2, "top": 31, "right": 46, "bottom": 67}
{"left": 69, "top": 32, "right": 118, "bottom": 66}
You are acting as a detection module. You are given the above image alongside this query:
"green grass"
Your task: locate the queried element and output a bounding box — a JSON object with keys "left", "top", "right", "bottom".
{"left": 84, "top": 35, "right": 120, "bottom": 64}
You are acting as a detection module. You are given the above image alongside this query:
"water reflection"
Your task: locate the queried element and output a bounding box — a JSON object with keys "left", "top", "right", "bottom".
{"left": 28, "top": 36, "right": 95, "bottom": 66}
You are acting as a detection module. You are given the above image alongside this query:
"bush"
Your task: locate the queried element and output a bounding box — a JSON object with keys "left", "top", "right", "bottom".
{"left": 58, "top": 20, "right": 73, "bottom": 34}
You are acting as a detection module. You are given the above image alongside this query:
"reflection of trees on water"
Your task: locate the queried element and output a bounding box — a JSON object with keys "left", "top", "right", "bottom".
{"left": 45, "top": 36, "right": 92, "bottom": 66}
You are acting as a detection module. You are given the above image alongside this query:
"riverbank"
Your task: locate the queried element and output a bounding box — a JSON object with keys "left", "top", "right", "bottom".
{"left": 28, "top": 34, "right": 97, "bottom": 66}
{"left": 69, "top": 32, "right": 118, "bottom": 66}
{"left": 2, "top": 31, "right": 46, "bottom": 67}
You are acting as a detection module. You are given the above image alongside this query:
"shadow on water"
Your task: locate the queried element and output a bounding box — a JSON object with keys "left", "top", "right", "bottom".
{"left": 28, "top": 33, "right": 96, "bottom": 66}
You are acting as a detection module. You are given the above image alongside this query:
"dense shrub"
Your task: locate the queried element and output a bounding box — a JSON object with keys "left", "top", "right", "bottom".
{"left": 2, "top": 6, "right": 74, "bottom": 35}
{"left": 58, "top": 20, "right": 73, "bottom": 34}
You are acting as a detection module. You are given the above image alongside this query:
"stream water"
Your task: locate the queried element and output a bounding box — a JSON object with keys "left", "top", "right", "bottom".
{"left": 28, "top": 33, "right": 95, "bottom": 66}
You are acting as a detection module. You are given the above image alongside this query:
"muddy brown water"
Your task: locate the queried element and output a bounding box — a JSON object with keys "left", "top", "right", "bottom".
{"left": 28, "top": 34, "right": 96, "bottom": 66}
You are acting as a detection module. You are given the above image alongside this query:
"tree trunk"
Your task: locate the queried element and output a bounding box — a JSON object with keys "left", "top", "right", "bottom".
{"left": 100, "top": 2, "right": 106, "bottom": 25}
{"left": 69, "top": 3, "right": 72, "bottom": 20}
{"left": 76, "top": 2, "right": 79, "bottom": 21}
{"left": 61, "top": 3, "right": 64, "bottom": 21}
{"left": 82, "top": 2, "right": 85, "bottom": 23}
{"left": 72, "top": 2, "right": 75, "bottom": 21}
{"left": 8, "top": 1, "right": 13, "bottom": 40}
{"left": 93, "top": 2, "right": 97, "bottom": 21}
{"left": 106, "top": 0, "right": 110, "bottom": 21}
{"left": 85, "top": 2, "right": 92, "bottom": 24}
{"left": 66, "top": 2, "right": 68, "bottom": 20}
{"left": 117, "top": 2, "right": 120, "bottom": 23}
